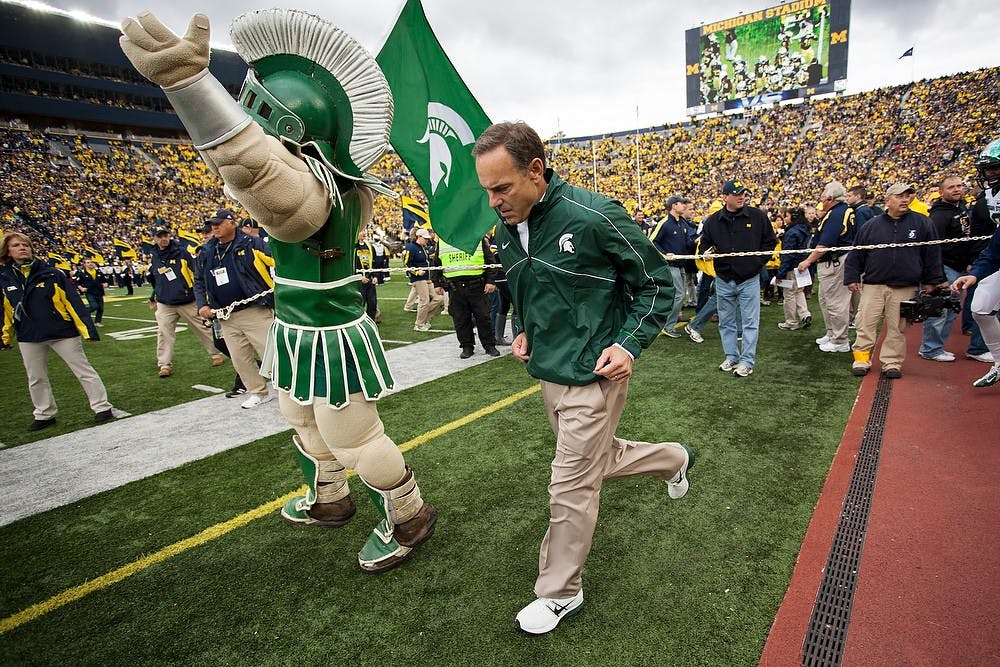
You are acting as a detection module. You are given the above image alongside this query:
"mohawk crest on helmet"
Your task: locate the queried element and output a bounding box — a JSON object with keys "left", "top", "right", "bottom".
{"left": 230, "top": 8, "right": 393, "bottom": 182}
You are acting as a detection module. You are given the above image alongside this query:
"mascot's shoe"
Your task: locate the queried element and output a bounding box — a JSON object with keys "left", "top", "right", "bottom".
{"left": 281, "top": 436, "right": 355, "bottom": 527}
{"left": 393, "top": 502, "right": 437, "bottom": 548}
{"left": 358, "top": 467, "right": 437, "bottom": 573}
{"left": 281, "top": 495, "right": 356, "bottom": 527}
{"left": 666, "top": 445, "right": 695, "bottom": 499}
{"left": 358, "top": 520, "right": 413, "bottom": 574}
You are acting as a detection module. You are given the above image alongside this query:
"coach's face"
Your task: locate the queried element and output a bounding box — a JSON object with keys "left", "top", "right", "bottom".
{"left": 475, "top": 146, "right": 546, "bottom": 225}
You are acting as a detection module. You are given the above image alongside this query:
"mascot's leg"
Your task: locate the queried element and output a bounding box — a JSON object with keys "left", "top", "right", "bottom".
{"left": 278, "top": 393, "right": 356, "bottom": 526}
{"left": 313, "top": 395, "right": 437, "bottom": 573}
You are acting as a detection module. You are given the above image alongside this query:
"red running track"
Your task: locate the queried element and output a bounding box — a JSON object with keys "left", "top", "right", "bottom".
{"left": 760, "top": 323, "right": 1000, "bottom": 666}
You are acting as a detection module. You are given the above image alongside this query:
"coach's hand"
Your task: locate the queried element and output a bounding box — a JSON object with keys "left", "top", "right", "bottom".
{"left": 120, "top": 12, "right": 210, "bottom": 88}
{"left": 593, "top": 345, "right": 632, "bottom": 384}
{"left": 511, "top": 332, "right": 530, "bottom": 362}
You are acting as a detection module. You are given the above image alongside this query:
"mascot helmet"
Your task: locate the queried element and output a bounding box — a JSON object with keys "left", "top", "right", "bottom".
{"left": 230, "top": 9, "right": 392, "bottom": 182}
{"left": 975, "top": 138, "right": 1000, "bottom": 191}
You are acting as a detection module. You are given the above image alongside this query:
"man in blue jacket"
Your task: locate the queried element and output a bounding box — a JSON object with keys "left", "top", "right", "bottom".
{"left": 74, "top": 259, "right": 108, "bottom": 327}
{"left": 474, "top": 121, "right": 693, "bottom": 635}
{"left": 845, "top": 184, "right": 946, "bottom": 379}
{"left": 650, "top": 196, "right": 697, "bottom": 337}
{"left": 699, "top": 179, "right": 777, "bottom": 377}
{"left": 194, "top": 208, "right": 275, "bottom": 409}
{"left": 148, "top": 226, "right": 223, "bottom": 377}
{"left": 797, "top": 181, "right": 856, "bottom": 353}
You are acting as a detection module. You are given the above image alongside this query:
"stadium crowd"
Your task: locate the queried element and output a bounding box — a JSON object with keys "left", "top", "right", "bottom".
{"left": 2, "top": 68, "right": 998, "bottom": 385}
{"left": 3, "top": 67, "right": 996, "bottom": 264}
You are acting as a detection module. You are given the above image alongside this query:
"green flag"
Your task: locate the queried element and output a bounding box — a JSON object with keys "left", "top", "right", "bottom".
{"left": 376, "top": 0, "right": 494, "bottom": 253}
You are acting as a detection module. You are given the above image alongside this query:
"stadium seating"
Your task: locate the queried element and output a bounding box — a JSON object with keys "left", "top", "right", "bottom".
{"left": 3, "top": 66, "right": 997, "bottom": 262}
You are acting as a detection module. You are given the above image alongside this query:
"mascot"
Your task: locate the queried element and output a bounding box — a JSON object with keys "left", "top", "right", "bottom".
{"left": 119, "top": 8, "right": 436, "bottom": 572}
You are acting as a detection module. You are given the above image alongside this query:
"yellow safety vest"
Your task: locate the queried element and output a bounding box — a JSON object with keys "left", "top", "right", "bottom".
{"left": 439, "top": 241, "right": 485, "bottom": 279}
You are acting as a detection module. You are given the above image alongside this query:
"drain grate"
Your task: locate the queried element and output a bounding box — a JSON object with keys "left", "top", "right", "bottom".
{"left": 801, "top": 374, "right": 893, "bottom": 666}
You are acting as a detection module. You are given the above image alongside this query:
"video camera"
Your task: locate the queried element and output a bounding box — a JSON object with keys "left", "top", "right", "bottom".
{"left": 899, "top": 287, "right": 961, "bottom": 323}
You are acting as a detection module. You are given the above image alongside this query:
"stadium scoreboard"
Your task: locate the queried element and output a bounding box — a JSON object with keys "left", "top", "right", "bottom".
{"left": 685, "top": 0, "right": 850, "bottom": 115}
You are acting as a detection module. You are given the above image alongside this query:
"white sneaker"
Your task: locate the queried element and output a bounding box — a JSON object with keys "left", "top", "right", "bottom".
{"left": 684, "top": 324, "right": 704, "bottom": 343}
{"left": 515, "top": 590, "right": 584, "bottom": 634}
{"left": 815, "top": 335, "right": 831, "bottom": 345}
{"left": 241, "top": 394, "right": 273, "bottom": 409}
{"left": 719, "top": 359, "right": 738, "bottom": 372}
{"left": 918, "top": 351, "right": 955, "bottom": 362}
{"left": 973, "top": 366, "right": 1000, "bottom": 388}
{"left": 819, "top": 341, "right": 851, "bottom": 353}
{"left": 733, "top": 363, "right": 753, "bottom": 377}
{"left": 667, "top": 445, "right": 694, "bottom": 499}
{"left": 967, "top": 351, "right": 995, "bottom": 363}
{"left": 413, "top": 323, "right": 431, "bottom": 332}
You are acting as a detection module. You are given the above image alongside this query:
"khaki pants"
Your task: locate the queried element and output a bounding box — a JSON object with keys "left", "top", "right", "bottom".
{"left": 781, "top": 271, "right": 811, "bottom": 325}
{"left": 852, "top": 284, "right": 917, "bottom": 371}
{"left": 278, "top": 391, "right": 406, "bottom": 490}
{"left": 154, "top": 301, "right": 220, "bottom": 368}
{"left": 818, "top": 260, "right": 851, "bottom": 345}
{"left": 535, "top": 378, "right": 688, "bottom": 598}
{"left": 219, "top": 306, "right": 274, "bottom": 397}
{"left": 18, "top": 336, "right": 112, "bottom": 419}
{"left": 412, "top": 280, "right": 442, "bottom": 327}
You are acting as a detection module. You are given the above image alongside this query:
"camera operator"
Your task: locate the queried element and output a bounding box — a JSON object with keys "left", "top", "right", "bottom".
{"left": 845, "top": 183, "right": 946, "bottom": 379}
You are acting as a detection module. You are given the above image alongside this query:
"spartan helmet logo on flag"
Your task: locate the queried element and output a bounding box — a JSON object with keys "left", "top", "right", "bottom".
{"left": 417, "top": 102, "right": 476, "bottom": 195}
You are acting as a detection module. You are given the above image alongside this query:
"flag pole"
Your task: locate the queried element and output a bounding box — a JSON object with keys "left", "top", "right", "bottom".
{"left": 592, "top": 139, "right": 597, "bottom": 191}
{"left": 635, "top": 105, "right": 641, "bottom": 211}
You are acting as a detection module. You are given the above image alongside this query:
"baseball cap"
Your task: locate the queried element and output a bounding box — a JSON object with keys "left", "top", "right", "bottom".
{"left": 240, "top": 217, "right": 259, "bottom": 229}
{"left": 885, "top": 183, "right": 916, "bottom": 197}
{"left": 665, "top": 196, "right": 691, "bottom": 210}
{"left": 415, "top": 228, "right": 432, "bottom": 239}
{"left": 153, "top": 226, "right": 170, "bottom": 236}
{"left": 722, "top": 180, "right": 751, "bottom": 195}
{"left": 207, "top": 208, "right": 238, "bottom": 225}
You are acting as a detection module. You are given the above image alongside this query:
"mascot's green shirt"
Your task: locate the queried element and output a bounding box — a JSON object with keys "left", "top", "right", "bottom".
{"left": 495, "top": 170, "right": 673, "bottom": 386}
{"left": 263, "top": 182, "right": 393, "bottom": 408}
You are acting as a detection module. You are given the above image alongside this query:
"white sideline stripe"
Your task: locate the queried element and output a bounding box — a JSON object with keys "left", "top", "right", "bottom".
{"left": 0, "top": 334, "right": 510, "bottom": 527}
{"left": 380, "top": 339, "right": 413, "bottom": 345}
{"left": 102, "top": 316, "right": 157, "bottom": 323}
{"left": 192, "top": 385, "right": 225, "bottom": 394}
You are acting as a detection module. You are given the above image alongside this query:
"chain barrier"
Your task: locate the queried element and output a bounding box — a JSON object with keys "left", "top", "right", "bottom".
{"left": 211, "top": 289, "right": 273, "bottom": 320}
{"left": 212, "top": 235, "right": 991, "bottom": 317}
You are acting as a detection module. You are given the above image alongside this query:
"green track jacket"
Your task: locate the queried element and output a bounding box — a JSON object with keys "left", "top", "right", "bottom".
{"left": 495, "top": 170, "right": 673, "bottom": 386}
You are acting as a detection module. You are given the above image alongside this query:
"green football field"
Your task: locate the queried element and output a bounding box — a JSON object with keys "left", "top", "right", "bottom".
{"left": 0, "top": 275, "right": 859, "bottom": 665}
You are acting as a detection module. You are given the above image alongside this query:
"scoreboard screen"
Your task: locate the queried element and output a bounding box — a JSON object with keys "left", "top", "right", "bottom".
{"left": 685, "top": 0, "right": 850, "bottom": 114}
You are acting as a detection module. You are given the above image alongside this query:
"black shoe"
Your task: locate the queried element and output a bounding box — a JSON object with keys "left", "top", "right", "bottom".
{"left": 459, "top": 348, "right": 474, "bottom": 359}
{"left": 801, "top": 315, "right": 812, "bottom": 329}
{"left": 484, "top": 346, "right": 501, "bottom": 357}
{"left": 852, "top": 366, "right": 869, "bottom": 377}
{"left": 225, "top": 387, "right": 247, "bottom": 398}
{"left": 28, "top": 417, "right": 56, "bottom": 431}
{"left": 882, "top": 368, "right": 902, "bottom": 379}
{"left": 94, "top": 409, "right": 114, "bottom": 424}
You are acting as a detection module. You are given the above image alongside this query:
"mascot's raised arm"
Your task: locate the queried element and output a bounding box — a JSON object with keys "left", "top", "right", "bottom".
{"left": 120, "top": 9, "right": 436, "bottom": 573}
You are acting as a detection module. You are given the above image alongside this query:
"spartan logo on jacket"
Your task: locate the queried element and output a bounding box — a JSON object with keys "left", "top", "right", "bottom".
{"left": 418, "top": 102, "right": 475, "bottom": 195}
{"left": 558, "top": 233, "right": 576, "bottom": 254}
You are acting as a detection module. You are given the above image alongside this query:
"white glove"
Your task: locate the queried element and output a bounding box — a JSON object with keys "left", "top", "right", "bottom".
{"left": 120, "top": 12, "right": 210, "bottom": 88}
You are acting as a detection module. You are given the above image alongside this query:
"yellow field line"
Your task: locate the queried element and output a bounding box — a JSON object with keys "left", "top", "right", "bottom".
{"left": 0, "top": 384, "right": 540, "bottom": 635}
